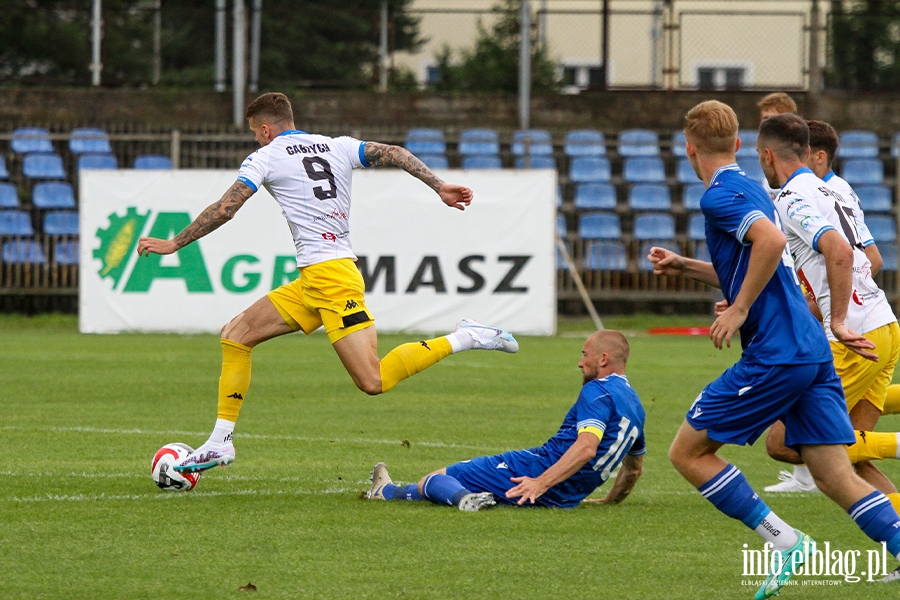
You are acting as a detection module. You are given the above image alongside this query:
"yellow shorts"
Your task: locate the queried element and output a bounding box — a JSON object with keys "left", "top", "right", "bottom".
{"left": 267, "top": 258, "right": 374, "bottom": 344}
{"left": 831, "top": 321, "right": 900, "bottom": 412}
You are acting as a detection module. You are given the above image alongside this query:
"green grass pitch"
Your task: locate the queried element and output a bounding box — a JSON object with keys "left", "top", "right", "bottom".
{"left": 3, "top": 313, "right": 900, "bottom": 599}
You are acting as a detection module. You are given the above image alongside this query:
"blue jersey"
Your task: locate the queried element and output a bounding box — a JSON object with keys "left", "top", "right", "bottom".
{"left": 701, "top": 164, "right": 833, "bottom": 366}
{"left": 524, "top": 374, "right": 646, "bottom": 505}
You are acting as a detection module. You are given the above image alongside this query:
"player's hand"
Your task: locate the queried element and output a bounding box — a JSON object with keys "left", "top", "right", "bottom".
{"left": 506, "top": 476, "right": 547, "bottom": 506}
{"left": 647, "top": 246, "right": 685, "bottom": 276}
{"left": 713, "top": 299, "right": 729, "bottom": 317}
{"left": 710, "top": 303, "right": 748, "bottom": 350}
{"left": 831, "top": 322, "right": 878, "bottom": 362}
{"left": 136, "top": 237, "right": 179, "bottom": 257}
{"left": 438, "top": 183, "right": 473, "bottom": 211}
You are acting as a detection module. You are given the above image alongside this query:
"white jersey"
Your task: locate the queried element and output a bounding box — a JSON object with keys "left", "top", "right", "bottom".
{"left": 237, "top": 130, "right": 369, "bottom": 268}
{"left": 822, "top": 171, "right": 875, "bottom": 248}
{"left": 773, "top": 168, "right": 894, "bottom": 339}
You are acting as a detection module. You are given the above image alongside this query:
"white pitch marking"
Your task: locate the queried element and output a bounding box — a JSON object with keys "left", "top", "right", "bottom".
{"left": 9, "top": 487, "right": 353, "bottom": 503}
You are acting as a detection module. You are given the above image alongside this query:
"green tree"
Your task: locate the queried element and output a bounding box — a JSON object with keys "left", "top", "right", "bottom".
{"left": 432, "top": 0, "right": 557, "bottom": 93}
{"left": 828, "top": 0, "right": 900, "bottom": 91}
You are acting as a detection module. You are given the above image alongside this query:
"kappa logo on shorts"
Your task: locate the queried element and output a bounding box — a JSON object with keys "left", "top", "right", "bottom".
{"left": 693, "top": 406, "right": 703, "bottom": 418}
{"left": 496, "top": 462, "right": 509, "bottom": 470}
{"left": 345, "top": 299, "right": 359, "bottom": 311}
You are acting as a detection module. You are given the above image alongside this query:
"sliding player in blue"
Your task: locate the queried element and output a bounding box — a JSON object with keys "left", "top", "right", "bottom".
{"left": 366, "top": 330, "right": 645, "bottom": 511}
{"left": 649, "top": 100, "right": 900, "bottom": 598}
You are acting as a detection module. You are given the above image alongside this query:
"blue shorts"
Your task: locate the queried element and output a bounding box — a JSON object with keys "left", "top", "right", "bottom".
{"left": 446, "top": 450, "right": 580, "bottom": 508}
{"left": 688, "top": 359, "right": 855, "bottom": 449}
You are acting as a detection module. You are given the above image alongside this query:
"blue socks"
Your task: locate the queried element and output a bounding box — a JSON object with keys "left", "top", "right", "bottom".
{"left": 422, "top": 473, "right": 472, "bottom": 506}
{"left": 849, "top": 491, "right": 900, "bottom": 557}
{"left": 698, "top": 465, "right": 770, "bottom": 529}
{"left": 381, "top": 483, "right": 424, "bottom": 501}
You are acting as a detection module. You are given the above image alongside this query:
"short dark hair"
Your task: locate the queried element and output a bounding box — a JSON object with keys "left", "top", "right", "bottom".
{"left": 246, "top": 92, "right": 293, "bottom": 125}
{"left": 758, "top": 113, "right": 809, "bottom": 161}
{"left": 806, "top": 120, "right": 838, "bottom": 167}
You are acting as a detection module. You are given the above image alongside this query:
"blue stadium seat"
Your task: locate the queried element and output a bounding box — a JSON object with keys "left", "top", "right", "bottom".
{"left": 2, "top": 239, "right": 45, "bottom": 264}
{"left": 515, "top": 156, "right": 556, "bottom": 169}
{"left": 564, "top": 130, "right": 606, "bottom": 157}
{"left": 623, "top": 157, "right": 665, "bottom": 183}
{"left": 22, "top": 153, "right": 66, "bottom": 179}
{"left": 569, "top": 157, "right": 611, "bottom": 183}
{"left": 688, "top": 212, "right": 706, "bottom": 240}
{"left": 671, "top": 132, "right": 687, "bottom": 157}
{"left": 134, "top": 155, "right": 173, "bottom": 169}
{"left": 736, "top": 130, "right": 758, "bottom": 158}
{"left": 841, "top": 159, "right": 883, "bottom": 185}
{"left": 11, "top": 127, "right": 53, "bottom": 154}
{"left": 512, "top": 129, "right": 553, "bottom": 156}
{"left": 43, "top": 211, "right": 79, "bottom": 236}
{"left": 0, "top": 183, "right": 18, "bottom": 208}
{"left": 78, "top": 153, "right": 118, "bottom": 170}
{"left": 866, "top": 214, "right": 897, "bottom": 243}
{"left": 638, "top": 240, "right": 679, "bottom": 271}
{"left": 682, "top": 183, "right": 705, "bottom": 210}
{"left": 458, "top": 129, "right": 500, "bottom": 156}
{"left": 556, "top": 247, "right": 569, "bottom": 271}
{"left": 855, "top": 185, "right": 892, "bottom": 214}
{"left": 0, "top": 210, "right": 34, "bottom": 236}
{"left": 618, "top": 129, "right": 660, "bottom": 157}
{"left": 738, "top": 159, "right": 766, "bottom": 183}
{"left": 628, "top": 184, "right": 671, "bottom": 211}
{"left": 585, "top": 241, "right": 627, "bottom": 271}
{"left": 33, "top": 182, "right": 76, "bottom": 210}
{"left": 892, "top": 132, "right": 900, "bottom": 160}
{"left": 574, "top": 183, "right": 616, "bottom": 210}
{"left": 404, "top": 128, "right": 446, "bottom": 156}
{"left": 462, "top": 155, "right": 502, "bottom": 169}
{"left": 55, "top": 240, "right": 80, "bottom": 265}
{"left": 69, "top": 128, "right": 112, "bottom": 154}
{"left": 693, "top": 241, "right": 710, "bottom": 262}
{"left": 557, "top": 214, "right": 568, "bottom": 238}
{"left": 578, "top": 212, "right": 621, "bottom": 240}
{"left": 837, "top": 130, "right": 879, "bottom": 159}
{"left": 676, "top": 158, "right": 699, "bottom": 184}
{"left": 419, "top": 154, "right": 449, "bottom": 169}
{"left": 880, "top": 242, "right": 898, "bottom": 271}
{"left": 0, "top": 156, "right": 8, "bottom": 179}
{"left": 633, "top": 213, "right": 676, "bottom": 241}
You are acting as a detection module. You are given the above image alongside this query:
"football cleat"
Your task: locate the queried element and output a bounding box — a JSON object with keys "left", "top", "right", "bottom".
{"left": 366, "top": 462, "right": 392, "bottom": 500}
{"left": 456, "top": 319, "right": 519, "bottom": 353}
{"left": 458, "top": 492, "right": 496, "bottom": 512}
{"left": 754, "top": 531, "right": 814, "bottom": 600}
{"left": 879, "top": 565, "right": 900, "bottom": 583}
{"left": 763, "top": 470, "right": 818, "bottom": 493}
{"left": 172, "top": 442, "right": 235, "bottom": 474}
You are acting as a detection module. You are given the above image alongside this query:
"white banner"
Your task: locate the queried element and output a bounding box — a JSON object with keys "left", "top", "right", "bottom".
{"left": 79, "top": 169, "right": 556, "bottom": 335}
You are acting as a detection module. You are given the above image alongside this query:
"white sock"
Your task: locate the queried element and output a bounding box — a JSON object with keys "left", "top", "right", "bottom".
{"left": 445, "top": 331, "right": 475, "bottom": 353}
{"left": 793, "top": 464, "right": 814, "bottom": 485}
{"left": 207, "top": 418, "right": 235, "bottom": 446}
{"left": 755, "top": 511, "right": 799, "bottom": 551}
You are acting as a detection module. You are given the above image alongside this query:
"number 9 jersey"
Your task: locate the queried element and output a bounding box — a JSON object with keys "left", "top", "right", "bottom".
{"left": 236, "top": 130, "right": 370, "bottom": 268}
{"left": 773, "top": 167, "right": 895, "bottom": 340}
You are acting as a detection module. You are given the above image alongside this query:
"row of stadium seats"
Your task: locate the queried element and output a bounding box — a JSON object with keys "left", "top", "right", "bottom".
{"left": 2, "top": 239, "right": 78, "bottom": 265}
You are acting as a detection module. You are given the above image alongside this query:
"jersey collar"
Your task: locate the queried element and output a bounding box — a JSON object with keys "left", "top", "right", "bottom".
{"left": 710, "top": 163, "right": 740, "bottom": 187}
{"left": 784, "top": 167, "right": 813, "bottom": 186}
{"left": 276, "top": 129, "right": 308, "bottom": 137}
{"left": 823, "top": 170, "right": 836, "bottom": 182}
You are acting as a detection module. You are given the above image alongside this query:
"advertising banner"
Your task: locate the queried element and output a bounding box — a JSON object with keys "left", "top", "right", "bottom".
{"left": 80, "top": 169, "right": 556, "bottom": 335}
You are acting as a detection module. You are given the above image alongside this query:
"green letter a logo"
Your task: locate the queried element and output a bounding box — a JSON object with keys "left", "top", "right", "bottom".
{"left": 124, "top": 212, "right": 214, "bottom": 293}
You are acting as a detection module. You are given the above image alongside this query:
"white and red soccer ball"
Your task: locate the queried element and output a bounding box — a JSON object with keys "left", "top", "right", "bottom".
{"left": 151, "top": 443, "right": 201, "bottom": 491}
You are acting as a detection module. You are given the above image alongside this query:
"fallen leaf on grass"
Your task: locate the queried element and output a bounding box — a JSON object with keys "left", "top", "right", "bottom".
{"left": 238, "top": 582, "right": 257, "bottom": 591}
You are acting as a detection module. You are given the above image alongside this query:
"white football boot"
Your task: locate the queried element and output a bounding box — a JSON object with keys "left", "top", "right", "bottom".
{"left": 366, "top": 462, "right": 392, "bottom": 500}
{"left": 456, "top": 319, "right": 519, "bottom": 353}
{"left": 458, "top": 492, "right": 497, "bottom": 512}
{"left": 763, "top": 469, "right": 818, "bottom": 493}
{"left": 172, "top": 441, "right": 235, "bottom": 474}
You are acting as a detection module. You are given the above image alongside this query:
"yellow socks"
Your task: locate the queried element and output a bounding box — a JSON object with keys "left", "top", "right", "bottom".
{"left": 884, "top": 385, "right": 900, "bottom": 415}
{"left": 217, "top": 339, "right": 252, "bottom": 422}
{"left": 846, "top": 430, "right": 900, "bottom": 463}
{"left": 379, "top": 337, "right": 452, "bottom": 393}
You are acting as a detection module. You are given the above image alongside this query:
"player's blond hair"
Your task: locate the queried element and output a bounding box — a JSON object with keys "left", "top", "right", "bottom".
{"left": 758, "top": 92, "right": 797, "bottom": 115}
{"left": 589, "top": 330, "right": 630, "bottom": 366}
{"left": 683, "top": 100, "right": 738, "bottom": 155}
{"left": 246, "top": 92, "right": 294, "bottom": 125}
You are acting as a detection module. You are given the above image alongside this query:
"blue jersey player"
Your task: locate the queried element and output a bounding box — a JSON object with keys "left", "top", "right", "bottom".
{"left": 648, "top": 100, "right": 900, "bottom": 598}
{"left": 365, "top": 330, "right": 645, "bottom": 511}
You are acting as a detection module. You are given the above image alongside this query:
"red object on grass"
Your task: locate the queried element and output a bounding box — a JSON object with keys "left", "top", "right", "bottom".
{"left": 648, "top": 326, "right": 711, "bottom": 336}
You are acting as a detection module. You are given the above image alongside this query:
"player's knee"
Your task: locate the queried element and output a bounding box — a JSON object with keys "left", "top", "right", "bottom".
{"left": 221, "top": 312, "right": 249, "bottom": 342}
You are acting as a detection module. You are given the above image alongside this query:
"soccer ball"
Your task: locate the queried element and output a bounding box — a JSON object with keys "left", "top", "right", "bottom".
{"left": 151, "top": 443, "right": 201, "bottom": 491}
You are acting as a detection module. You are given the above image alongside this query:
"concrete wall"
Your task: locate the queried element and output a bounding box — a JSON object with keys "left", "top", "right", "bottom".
{"left": 2, "top": 88, "right": 900, "bottom": 136}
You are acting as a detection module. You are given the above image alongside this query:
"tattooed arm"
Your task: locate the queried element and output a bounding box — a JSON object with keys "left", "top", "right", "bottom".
{"left": 363, "top": 142, "right": 473, "bottom": 211}
{"left": 136, "top": 181, "right": 255, "bottom": 256}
